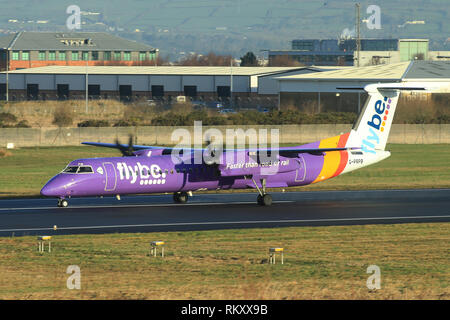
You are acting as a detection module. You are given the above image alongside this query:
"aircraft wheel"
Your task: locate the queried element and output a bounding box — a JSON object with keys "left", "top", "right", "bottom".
{"left": 173, "top": 192, "right": 188, "bottom": 204}
{"left": 58, "top": 199, "right": 69, "bottom": 208}
{"left": 263, "top": 194, "right": 272, "bottom": 206}
{"left": 257, "top": 194, "right": 263, "bottom": 205}
{"left": 258, "top": 194, "right": 272, "bottom": 206}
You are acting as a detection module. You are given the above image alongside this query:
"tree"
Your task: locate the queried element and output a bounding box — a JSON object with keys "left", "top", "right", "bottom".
{"left": 177, "top": 52, "right": 237, "bottom": 66}
{"left": 52, "top": 105, "right": 74, "bottom": 127}
{"left": 268, "top": 55, "right": 304, "bottom": 67}
{"left": 240, "top": 52, "right": 258, "bottom": 66}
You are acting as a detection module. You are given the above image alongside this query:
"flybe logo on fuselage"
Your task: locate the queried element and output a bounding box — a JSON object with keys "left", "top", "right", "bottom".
{"left": 116, "top": 162, "right": 166, "bottom": 185}
{"left": 361, "top": 96, "right": 391, "bottom": 154}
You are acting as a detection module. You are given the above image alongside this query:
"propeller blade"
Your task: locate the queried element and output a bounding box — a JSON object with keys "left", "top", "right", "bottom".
{"left": 127, "top": 134, "right": 134, "bottom": 156}
{"left": 115, "top": 135, "right": 135, "bottom": 156}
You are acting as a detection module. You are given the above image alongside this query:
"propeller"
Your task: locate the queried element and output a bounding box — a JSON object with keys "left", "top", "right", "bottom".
{"left": 115, "top": 134, "right": 135, "bottom": 156}
{"left": 203, "top": 134, "right": 222, "bottom": 165}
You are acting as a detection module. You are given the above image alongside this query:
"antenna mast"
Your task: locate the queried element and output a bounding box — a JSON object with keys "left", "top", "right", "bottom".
{"left": 355, "top": 3, "right": 361, "bottom": 67}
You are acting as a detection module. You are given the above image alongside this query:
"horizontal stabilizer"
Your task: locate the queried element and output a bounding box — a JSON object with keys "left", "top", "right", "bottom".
{"left": 337, "top": 84, "right": 428, "bottom": 92}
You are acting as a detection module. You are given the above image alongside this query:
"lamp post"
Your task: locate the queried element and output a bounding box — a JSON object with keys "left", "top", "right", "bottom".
{"left": 230, "top": 58, "right": 233, "bottom": 109}
{"left": 6, "top": 48, "right": 9, "bottom": 102}
{"left": 355, "top": 3, "right": 361, "bottom": 67}
{"left": 85, "top": 51, "right": 89, "bottom": 114}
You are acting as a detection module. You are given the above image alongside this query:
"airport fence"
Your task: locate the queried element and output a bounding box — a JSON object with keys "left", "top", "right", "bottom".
{"left": 0, "top": 124, "right": 449, "bottom": 148}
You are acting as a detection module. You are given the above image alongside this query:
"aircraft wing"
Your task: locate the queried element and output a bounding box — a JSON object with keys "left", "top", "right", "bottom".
{"left": 82, "top": 141, "right": 357, "bottom": 157}
{"left": 82, "top": 142, "right": 154, "bottom": 150}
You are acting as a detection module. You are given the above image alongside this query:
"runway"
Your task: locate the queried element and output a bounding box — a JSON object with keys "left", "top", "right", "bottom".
{"left": 0, "top": 189, "right": 449, "bottom": 237}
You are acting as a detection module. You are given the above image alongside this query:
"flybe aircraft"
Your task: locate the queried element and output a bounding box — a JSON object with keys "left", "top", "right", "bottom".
{"left": 40, "top": 83, "right": 426, "bottom": 207}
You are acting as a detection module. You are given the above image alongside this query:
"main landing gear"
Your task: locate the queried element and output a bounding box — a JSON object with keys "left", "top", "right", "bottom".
{"left": 252, "top": 178, "right": 272, "bottom": 206}
{"left": 57, "top": 198, "right": 69, "bottom": 208}
{"left": 173, "top": 192, "right": 189, "bottom": 204}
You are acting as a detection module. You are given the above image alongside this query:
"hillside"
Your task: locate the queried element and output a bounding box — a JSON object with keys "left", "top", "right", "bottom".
{"left": 0, "top": 0, "right": 448, "bottom": 57}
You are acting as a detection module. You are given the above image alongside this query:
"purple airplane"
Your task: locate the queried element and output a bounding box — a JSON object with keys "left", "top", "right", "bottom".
{"left": 41, "top": 84, "right": 425, "bottom": 207}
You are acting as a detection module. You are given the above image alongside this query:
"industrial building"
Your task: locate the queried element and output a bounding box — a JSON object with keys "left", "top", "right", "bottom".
{"left": 0, "top": 32, "right": 158, "bottom": 71}
{"left": 0, "top": 65, "right": 316, "bottom": 102}
{"left": 269, "top": 38, "right": 450, "bottom": 66}
{"left": 275, "top": 60, "right": 450, "bottom": 112}
{"left": 2, "top": 62, "right": 447, "bottom": 112}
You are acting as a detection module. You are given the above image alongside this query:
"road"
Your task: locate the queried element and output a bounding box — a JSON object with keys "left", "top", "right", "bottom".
{"left": 0, "top": 189, "right": 449, "bottom": 237}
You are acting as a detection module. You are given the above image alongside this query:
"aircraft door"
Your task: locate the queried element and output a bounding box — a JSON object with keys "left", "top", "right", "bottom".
{"left": 103, "top": 162, "right": 117, "bottom": 191}
{"left": 294, "top": 156, "right": 306, "bottom": 182}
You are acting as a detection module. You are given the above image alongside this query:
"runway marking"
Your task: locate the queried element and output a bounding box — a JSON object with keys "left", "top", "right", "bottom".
{"left": 0, "top": 201, "right": 295, "bottom": 212}
{"left": 0, "top": 215, "right": 449, "bottom": 233}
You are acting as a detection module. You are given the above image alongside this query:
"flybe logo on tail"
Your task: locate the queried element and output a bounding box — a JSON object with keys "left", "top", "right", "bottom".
{"left": 362, "top": 96, "right": 391, "bottom": 154}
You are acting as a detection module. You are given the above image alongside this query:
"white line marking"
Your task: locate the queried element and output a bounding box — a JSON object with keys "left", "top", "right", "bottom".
{"left": 0, "top": 201, "right": 294, "bottom": 212}
{"left": 0, "top": 215, "right": 448, "bottom": 233}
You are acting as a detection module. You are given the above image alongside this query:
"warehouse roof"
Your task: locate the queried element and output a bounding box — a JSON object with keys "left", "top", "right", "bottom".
{"left": 276, "top": 61, "right": 450, "bottom": 81}
{"left": 276, "top": 62, "right": 411, "bottom": 81}
{"left": 3, "top": 65, "right": 307, "bottom": 76}
{"left": 0, "top": 32, "right": 156, "bottom": 51}
{"left": 403, "top": 61, "right": 450, "bottom": 79}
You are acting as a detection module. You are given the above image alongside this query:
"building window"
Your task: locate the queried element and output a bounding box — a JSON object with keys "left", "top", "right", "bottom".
{"left": 48, "top": 51, "right": 56, "bottom": 61}
{"left": 71, "top": 52, "right": 79, "bottom": 61}
{"left": 58, "top": 51, "right": 66, "bottom": 61}
{"left": 292, "top": 40, "right": 315, "bottom": 51}
{"left": 12, "top": 51, "right": 19, "bottom": 60}
{"left": 103, "top": 51, "right": 111, "bottom": 60}
{"left": 91, "top": 51, "right": 99, "bottom": 61}
{"left": 22, "top": 51, "right": 30, "bottom": 60}
{"left": 123, "top": 52, "right": 131, "bottom": 61}
{"left": 149, "top": 52, "right": 156, "bottom": 61}
{"left": 113, "top": 51, "right": 121, "bottom": 60}
{"left": 82, "top": 52, "right": 89, "bottom": 61}
{"left": 139, "top": 52, "right": 146, "bottom": 61}
{"left": 38, "top": 51, "right": 46, "bottom": 60}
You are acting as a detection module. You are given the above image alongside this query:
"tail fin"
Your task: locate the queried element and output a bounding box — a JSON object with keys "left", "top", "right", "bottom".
{"left": 344, "top": 83, "right": 427, "bottom": 153}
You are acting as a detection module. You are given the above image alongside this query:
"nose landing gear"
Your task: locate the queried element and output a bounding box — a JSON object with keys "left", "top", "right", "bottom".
{"left": 57, "top": 199, "right": 69, "bottom": 208}
{"left": 173, "top": 192, "right": 189, "bottom": 204}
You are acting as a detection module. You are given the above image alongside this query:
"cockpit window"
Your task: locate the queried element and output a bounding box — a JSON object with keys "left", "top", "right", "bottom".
{"left": 63, "top": 166, "right": 79, "bottom": 173}
{"left": 62, "top": 165, "right": 93, "bottom": 174}
{"left": 78, "top": 166, "right": 93, "bottom": 173}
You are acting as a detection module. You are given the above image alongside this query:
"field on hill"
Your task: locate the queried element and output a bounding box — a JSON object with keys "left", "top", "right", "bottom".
{"left": 0, "top": 223, "right": 448, "bottom": 299}
{"left": 0, "top": 144, "right": 449, "bottom": 198}
{"left": 0, "top": 0, "right": 448, "bottom": 56}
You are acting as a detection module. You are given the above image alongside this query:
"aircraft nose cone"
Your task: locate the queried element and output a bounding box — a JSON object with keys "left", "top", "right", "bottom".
{"left": 40, "top": 184, "right": 53, "bottom": 196}
{"left": 40, "top": 177, "right": 64, "bottom": 197}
